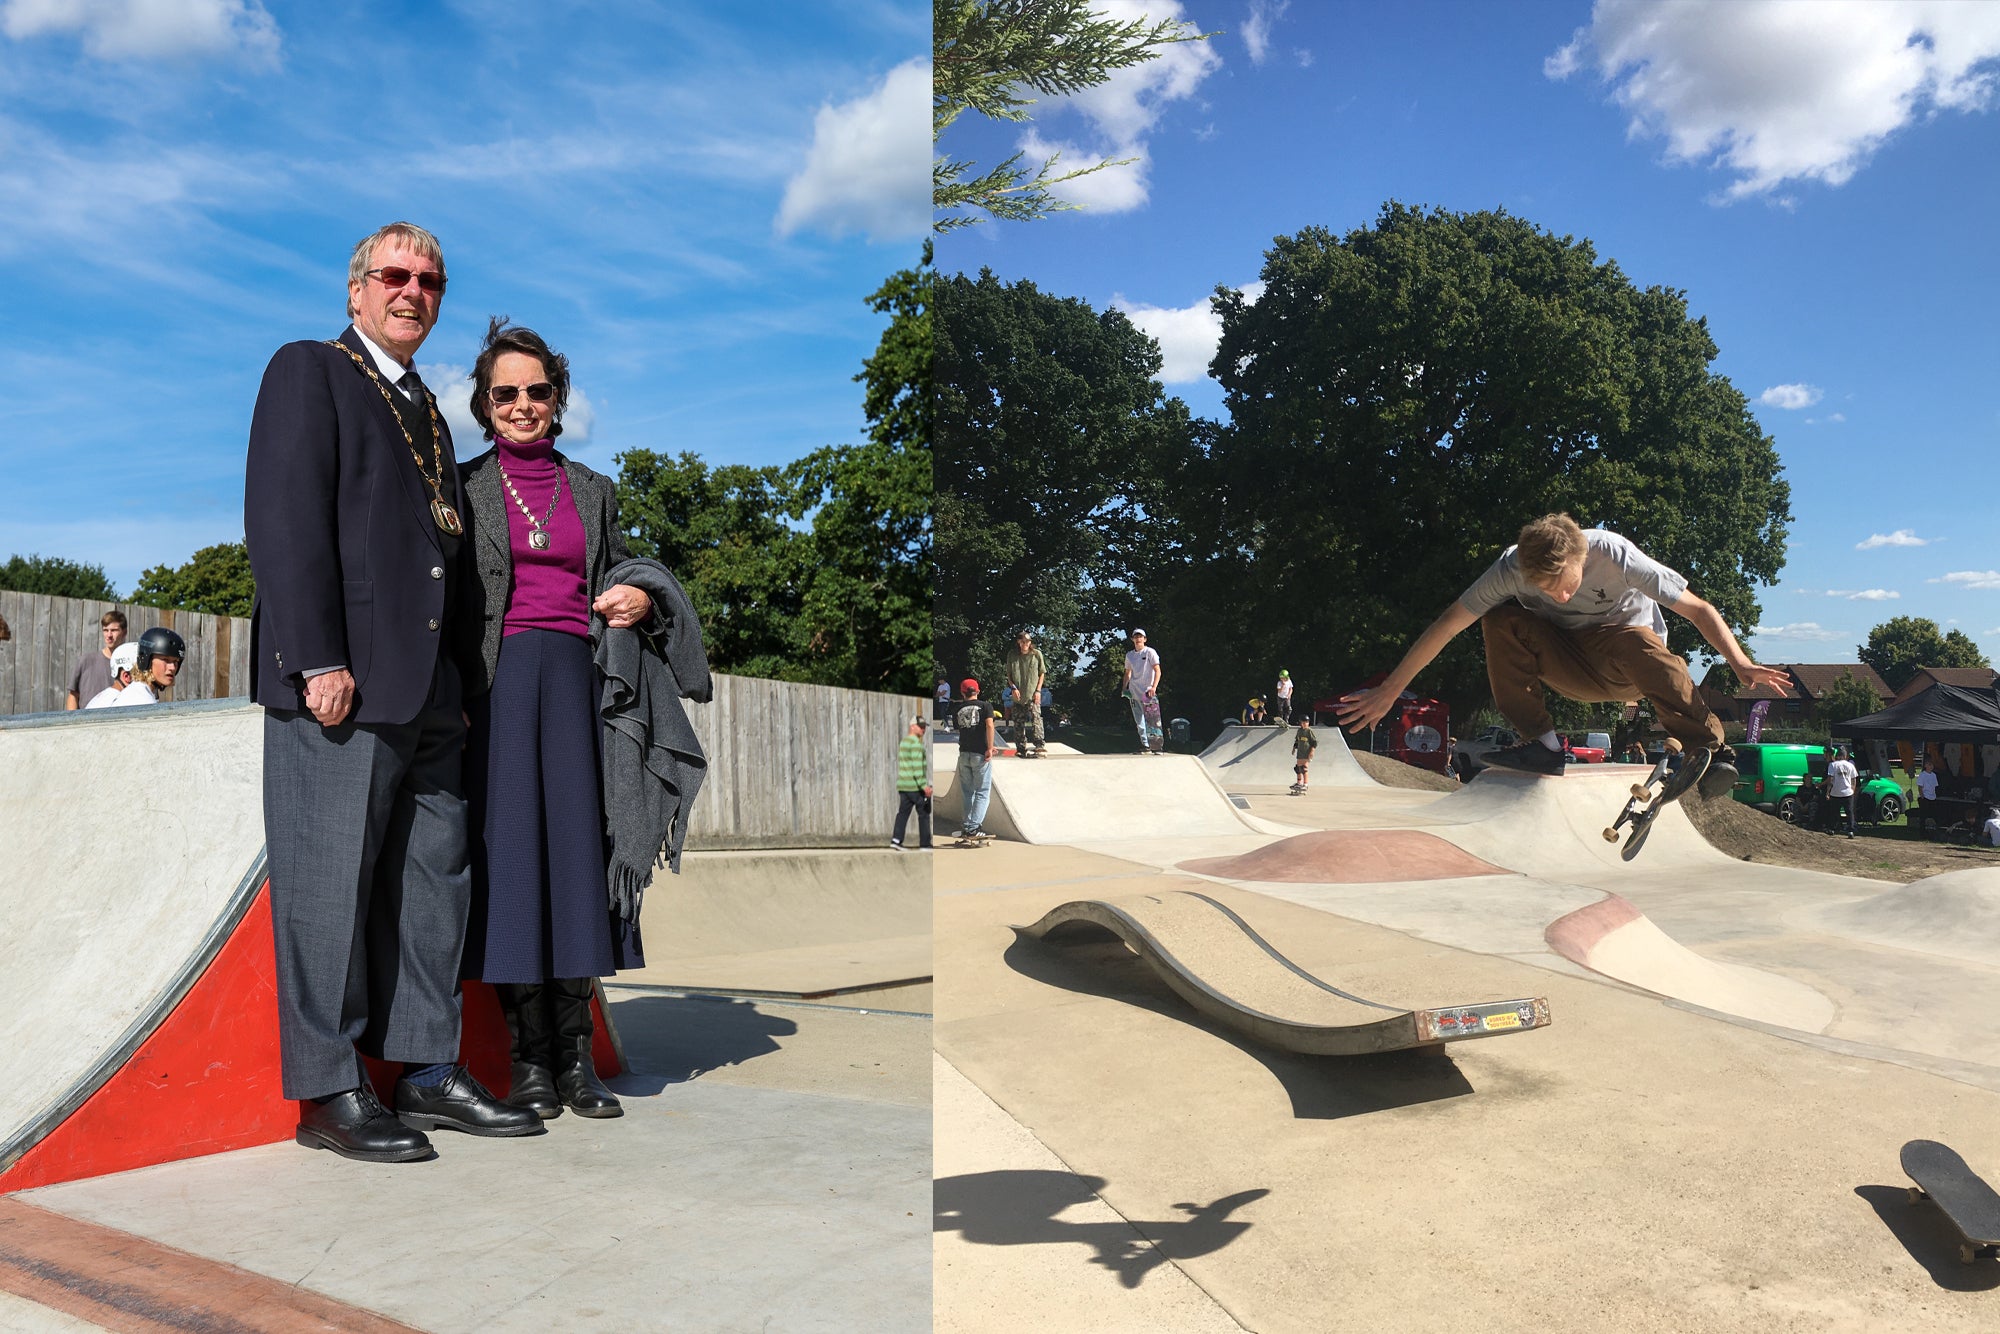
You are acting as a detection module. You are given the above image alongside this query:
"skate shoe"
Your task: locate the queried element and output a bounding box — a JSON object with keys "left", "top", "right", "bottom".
{"left": 1481, "top": 736, "right": 1565, "bottom": 777}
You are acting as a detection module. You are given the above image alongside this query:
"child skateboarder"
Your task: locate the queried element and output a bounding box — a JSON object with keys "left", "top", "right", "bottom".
{"left": 1290, "top": 719, "right": 1318, "bottom": 794}
{"left": 1334, "top": 513, "right": 1790, "bottom": 800}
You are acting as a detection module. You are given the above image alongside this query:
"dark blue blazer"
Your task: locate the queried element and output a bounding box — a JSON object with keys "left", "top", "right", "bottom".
{"left": 244, "top": 326, "right": 466, "bottom": 726}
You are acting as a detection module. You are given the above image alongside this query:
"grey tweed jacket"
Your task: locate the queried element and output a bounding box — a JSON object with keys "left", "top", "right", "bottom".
{"left": 455, "top": 445, "right": 631, "bottom": 698}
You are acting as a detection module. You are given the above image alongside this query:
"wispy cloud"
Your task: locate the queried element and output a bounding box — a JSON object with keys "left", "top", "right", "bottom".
{"left": 775, "top": 57, "right": 928, "bottom": 242}
{"left": 1110, "top": 281, "right": 1263, "bottom": 383}
{"left": 1, "top": 0, "right": 280, "bottom": 66}
{"left": 1243, "top": 0, "right": 1288, "bottom": 65}
{"left": 1546, "top": 0, "right": 2000, "bottom": 203}
{"left": 1856, "top": 529, "right": 1931, "bottom": 549}
{"left": 1021, "top": 130, "right": 1151, "bottom": 212}
{"left": 1751, "top": 621, "right": 1844, "bottom": 642}
{"left": 1758, "top": 382, "right": 1822, "bottom": 410}
{"left": 1825, "top": 589, "right": 1899, "bottom": 601}
{"left": 1932, "top": 570, "right": 2000, "bottom": 590}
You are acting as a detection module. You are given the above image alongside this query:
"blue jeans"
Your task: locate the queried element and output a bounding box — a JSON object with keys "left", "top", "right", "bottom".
{"left": 1128, "top": 693, "right": 1161, "bottom": 748}
{"left": 956, "top": 752, "right": 992, "bottom": 832}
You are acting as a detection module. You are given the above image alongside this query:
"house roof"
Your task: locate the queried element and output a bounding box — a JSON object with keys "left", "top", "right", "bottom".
{"left": 1780, "top": 663, "right": 1894, "bottom": 700}
{"left": 1906, "top": 667, "right": 2000, "bottom": 690}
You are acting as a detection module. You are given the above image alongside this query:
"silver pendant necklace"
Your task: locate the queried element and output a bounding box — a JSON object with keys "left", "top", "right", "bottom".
{"left": 497, "top": 458, "right": 564, "bottom": 551}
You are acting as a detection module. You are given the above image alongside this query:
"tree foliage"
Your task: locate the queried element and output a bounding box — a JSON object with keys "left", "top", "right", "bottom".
{"left": 1816, "top": 669, "right": 1885, "bottom": 727}
{"left": 934, "top": 268, "right": 1201, "bottom": 699}
{"left": 0, "top": 553, "right": 118, "bottom": 601}
{"left": 130, "top": 541, "right": 256, "bottom": 617}
{"left": 932, "top": 0, "right": 1204, "bottom": 230}
{"left": 1147, "top": 203, "right": 1792, "bottom": 726}
{"left": 1858, "top": 615, "right": 1991, "bottom": 690}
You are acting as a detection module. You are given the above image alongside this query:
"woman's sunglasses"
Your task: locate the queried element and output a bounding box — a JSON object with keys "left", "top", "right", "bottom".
{"left": 488, "top": 382, "right": 556, "bottom": 405}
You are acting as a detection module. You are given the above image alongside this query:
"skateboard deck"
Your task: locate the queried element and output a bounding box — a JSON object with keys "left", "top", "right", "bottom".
{"left": 951, "top": 833, "right": 994, "bottom": 849}
{"left": 1600, "top": 750, "right": 1711, "bottom": 860}
{"left": 1903, "top": 1139, "right": 2000, "bottom": 1263}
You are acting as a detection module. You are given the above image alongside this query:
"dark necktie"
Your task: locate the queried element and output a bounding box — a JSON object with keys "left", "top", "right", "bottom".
{"left": 398, "top": 369, "right": 424, "bottom": 401}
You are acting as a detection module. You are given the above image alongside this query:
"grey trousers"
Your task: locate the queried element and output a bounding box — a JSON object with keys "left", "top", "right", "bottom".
{"left": 263, "top": 675, "right": 470, "bottom": 1101}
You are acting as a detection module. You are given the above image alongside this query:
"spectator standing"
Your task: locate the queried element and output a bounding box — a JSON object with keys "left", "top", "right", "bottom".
{"left": 891, "top": 717, "right": 933, "bottom": 851}
{"left": 83, "top": 643, "right": 142, "bottom": 708}
{"left": 1002, "top": 631, "right": 1048, "bottom": 758}
{"left": 1273, "top": 669, "right": 1293, "bottom": 724}
{"left": 935, "top": 677, "right": 952, "bottom": 729}
{"left": 952, "top": 678, "right": 997, "bottom": 839}
{"left": 1825, "top": 746, "right": 1859, "bottom": 839}
{"left": 65, "top": 611, "right": 128, "bottom": 710}
{"left": 1120, "top": 629, "right": 1163, "bottom": 754}
{"left": 1916, "top": 757, "right": 1939, "bottom": 821}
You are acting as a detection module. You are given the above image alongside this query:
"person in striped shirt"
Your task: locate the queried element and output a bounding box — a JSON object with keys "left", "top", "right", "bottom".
{"left": 891, "top": 716, "right": 933, "bottom": 850}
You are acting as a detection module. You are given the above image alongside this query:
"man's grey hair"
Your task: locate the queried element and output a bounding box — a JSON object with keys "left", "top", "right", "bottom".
{"left": 345, "top": 222, "right": 446, "bottom": 318}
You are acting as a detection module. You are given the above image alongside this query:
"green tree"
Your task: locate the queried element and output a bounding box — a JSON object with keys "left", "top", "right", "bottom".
{"left": 784, "top": 245, "right": 933, "bottom": 694}
{"left": 130, "top": 541, "right": 256, "bottom": 617}
{"left": 1858, "top": 615, "right": 1991, "bottom": 690}
{"left": 934, "top": 269, "right": 1202, "bottom": 698}
{"left": 1816, "top": 669, "right": 1884, "bottom": 727}
{"left": 933, "top": 0, "right": 1206, "bottom": 230}
{"left": 1164, "top": 202, "right": 1791, "bottom": 726}
{"left": 0, "top": 553, "right": 118, "bottom": 601}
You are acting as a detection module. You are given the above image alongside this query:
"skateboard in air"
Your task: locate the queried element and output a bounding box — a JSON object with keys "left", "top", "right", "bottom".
{"left": 1601, "top": 749, "right": 1711, "bottom": 858}
{"left": 1903, "top": 1139, "right": 2000, "bottom": 1264}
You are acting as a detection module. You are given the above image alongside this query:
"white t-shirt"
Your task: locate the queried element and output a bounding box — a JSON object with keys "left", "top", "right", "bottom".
{"left": 84, "top": 683, "right": 152, "bottom": 708}
{"left": 82, "top": 686, "right": 123, "bottom": 709}
{"left": 1984, "top": 815, "right": 2000, "bottom": 848}
{"left": 1917, "top": 770, "right": 1939, "bottom": 801}
{"left": 1825, "top": 757, "right": 1858, "bottom": 798}
{"left": 1124, "top": 646, "right": 1160, "bottom": 696}
{"left": 1459, "top": 529, "right": 1687, "bottom": 639}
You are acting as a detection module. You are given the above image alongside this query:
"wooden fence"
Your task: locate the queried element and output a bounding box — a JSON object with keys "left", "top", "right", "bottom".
{"left": 0, "top": 592, "right": 250, "bottom": 715}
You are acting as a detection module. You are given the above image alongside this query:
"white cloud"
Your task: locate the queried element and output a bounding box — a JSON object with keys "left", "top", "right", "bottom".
{"left": 1825, "top": 589, "right": 1899, "bottom": 601}
{"left": 1243, "top": 0, "right": 1288, "bottom": 65}
{"left": 1804, "top": 411, "right": 1846, "bottom": 424}
{"left": 1751, "top": 621, "right": 1844, "bottom": 643}
{"left": 775, "top": 58, "right": 928, "bottom": 242}
{"left": 1933, "top": 570, "right": 2000, "bottom": 590}
{"left": 1856, "top": 529, "right": 1931, "bottom": 549}
{"left": 1547, "top": 0, "right": 2000, "bottom": 202}
{"left": 1019, "top": 0, "right": 1221, "bottom": 214}
{"left": 1110, "top": 281, "right": 1263, "bottom": 383}
{"left": 1, "top": 0, "right": 279, "bottom": 64}
{"left": 1758, "top": 382, "right": 1822, "bottom": 409}
{"left": 1296, "top": 48, "right": 1313, "bottom": 69}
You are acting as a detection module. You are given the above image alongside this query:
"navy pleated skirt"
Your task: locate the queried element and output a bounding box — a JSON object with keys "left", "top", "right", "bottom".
{"left": 462, "top": 628, "right": 642, "bottom": 982}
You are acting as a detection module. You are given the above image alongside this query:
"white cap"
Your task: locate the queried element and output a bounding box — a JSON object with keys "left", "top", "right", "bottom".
{"left": 110, "top": 642, "right": 140, "bottom": 674}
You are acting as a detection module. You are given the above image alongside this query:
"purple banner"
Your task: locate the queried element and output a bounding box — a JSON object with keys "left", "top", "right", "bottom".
{"left": 1746, "top": 698, "right": 1771, "bottom": 744}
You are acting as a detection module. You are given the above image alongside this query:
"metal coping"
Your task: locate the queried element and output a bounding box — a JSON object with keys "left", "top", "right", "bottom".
{"left": 0, "top": 696, "right": 254, "bottom": 731}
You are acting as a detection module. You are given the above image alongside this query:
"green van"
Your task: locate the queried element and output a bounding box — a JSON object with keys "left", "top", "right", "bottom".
{"left": 1729, "top": 743, "right": 1905, "bottom": 825}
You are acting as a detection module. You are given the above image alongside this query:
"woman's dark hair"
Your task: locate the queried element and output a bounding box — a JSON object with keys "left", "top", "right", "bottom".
{"left": 469, "top": 316, "right": 572, "bottom": 440}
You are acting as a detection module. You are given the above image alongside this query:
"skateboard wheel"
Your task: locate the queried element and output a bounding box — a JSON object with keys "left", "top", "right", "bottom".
{"left": 1601, "top": 828, "right": 1619, "bottom": 843}
{"left": 1908, "top": 1186, "right": 1925, "bottom": 1205}
{"left": 1960, "top": 1242, "right": 1977, "bottom": 1266}
{"left": 1630, "top": 784, "right": 1648, "bottom": 800}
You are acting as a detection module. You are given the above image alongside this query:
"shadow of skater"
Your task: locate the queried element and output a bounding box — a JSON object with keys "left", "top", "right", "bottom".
{"left": 1855, "top": 1184, "right": 2000, "bottom": 1291}
{"left": 603, "top": 992, "right": 800, "bottom": 1094}
{"left": 935, "top": 1169, "right": 1269, "bottom": 1289}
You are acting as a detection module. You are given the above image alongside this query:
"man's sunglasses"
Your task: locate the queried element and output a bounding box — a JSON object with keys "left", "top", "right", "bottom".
{"left": 488, "top": 382, "right": 556, "bottom": 405}
{"left": 366, "top": 266, "right": 446, "bottom": 295}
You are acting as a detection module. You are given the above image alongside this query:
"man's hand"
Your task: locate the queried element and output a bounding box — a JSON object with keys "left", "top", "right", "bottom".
{"left": 1333, "top": 681, "right": 1401, "bottom": 733}
{"left": 305, "top": 669, "right": 356, "bottom": 728}
{"left": 1732, "top": 661, "right": 1794, "bottom": 694}
{"left": 593, "top": 583, "right": 652, "bottom": 629}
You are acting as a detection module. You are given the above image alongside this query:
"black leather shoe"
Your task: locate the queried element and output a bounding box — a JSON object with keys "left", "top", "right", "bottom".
{"left": 394, "top": 1066, "right": 545, "bottom": 1137}
{"left": 555, "top": 1044, "right": 624, "bottom": 1119}
{"left": 296, "top": 1087, "right": 432, "bottom": 1162}
{"left": 508, "top": 1061, "right": 563, "bottom": 1120}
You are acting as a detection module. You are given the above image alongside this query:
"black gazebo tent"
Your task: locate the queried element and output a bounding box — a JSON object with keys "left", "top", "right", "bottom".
{"left": 1831, "top": 683, "right": 2000, "bottom": 745}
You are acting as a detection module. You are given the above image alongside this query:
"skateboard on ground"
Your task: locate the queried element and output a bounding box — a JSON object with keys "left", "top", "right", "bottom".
{"left": 1288, "top": 782, "right": 1308, "bottom": 796}
{"left": 1903, "top": 1139, "right": 2000, "bottom": 1264}
{"left": 951, "top": 831, "right": 995, "bottom": 849}
{"left": 1601, "top": 750, "right": 1711, "bottom": 858}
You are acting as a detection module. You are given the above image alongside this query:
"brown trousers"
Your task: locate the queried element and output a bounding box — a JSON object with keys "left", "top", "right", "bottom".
{"left": 1480, "top": 604, "right": 1723, "bottom": 750}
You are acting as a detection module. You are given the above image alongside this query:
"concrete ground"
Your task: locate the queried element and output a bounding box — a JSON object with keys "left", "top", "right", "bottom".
{"left": 933, "top": 773, "right": 2000, "bottom": 1332}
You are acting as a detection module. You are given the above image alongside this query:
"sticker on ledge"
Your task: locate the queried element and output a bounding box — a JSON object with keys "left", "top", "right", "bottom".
{"left": 1483, "top": 1011, "right": 1521, "bottom": 1030}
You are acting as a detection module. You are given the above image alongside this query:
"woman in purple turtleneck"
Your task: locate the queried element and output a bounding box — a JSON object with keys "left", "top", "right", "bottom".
{"left": 454, "top": 319, "right": 651, "bottom": 1122}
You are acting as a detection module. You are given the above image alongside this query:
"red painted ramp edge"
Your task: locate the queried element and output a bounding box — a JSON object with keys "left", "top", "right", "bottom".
{"left": 0, "top": 870, "right": 624, "bottom": 1195}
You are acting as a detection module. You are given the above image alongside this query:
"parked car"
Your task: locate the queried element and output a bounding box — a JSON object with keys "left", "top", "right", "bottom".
{"left": 1560, "top": 733, "right": 1608, "bottom": 764}
{"left": 1451, "top": 725, "right": 1518, "bottom": 778}
{"left": 1728, "top": 743, "right": 1905, "bottom": 825}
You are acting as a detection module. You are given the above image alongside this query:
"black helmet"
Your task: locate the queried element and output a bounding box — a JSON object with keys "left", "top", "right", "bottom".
{"left": 136, "top": 626, "right": 186, "bottom": 670}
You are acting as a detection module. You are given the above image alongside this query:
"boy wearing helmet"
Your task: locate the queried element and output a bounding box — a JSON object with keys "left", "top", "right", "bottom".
{"left": 83, "top": 642, "right": 143, "bottom": 708}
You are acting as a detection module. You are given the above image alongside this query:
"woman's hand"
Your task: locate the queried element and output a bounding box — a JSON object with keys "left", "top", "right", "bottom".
{"left": 594, "top": 583, "right": 652, "bottom": 629}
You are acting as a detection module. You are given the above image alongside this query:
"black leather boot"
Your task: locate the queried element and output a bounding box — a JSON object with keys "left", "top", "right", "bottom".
{"left": 551, "top": 977, "right": 623, "bottom": 1118}
{"left": 494, "top": 981, "right": 562, "bottom": 1120}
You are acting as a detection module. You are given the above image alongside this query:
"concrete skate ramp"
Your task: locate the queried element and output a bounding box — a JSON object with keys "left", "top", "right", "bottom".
{"left": 1545, "top": 894, "right": 1834, "bottom": 1032}
{"left": 1178, "top": 830, "right": 1505, "bottom": 883}
{"left": 1199, "top": 723, "right": 1371, "bottom": 789}
{"left": 0, "top": 702, "right": 266, "bottom": 1178}
{"left": 1810, "top": 868, "right": 2000, "bottom": 972}
{"left": 1418, "top": 768, "right": 1733, "bottom": 877}
{"left": 1023, "top": 891, "right": 1550, "bottom": 1054}
{"left": 937, "top": 754, "right": 1277, "bottom": 844}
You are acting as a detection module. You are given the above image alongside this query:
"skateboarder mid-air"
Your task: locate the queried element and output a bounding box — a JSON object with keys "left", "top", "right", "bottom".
{"left": 1334, "top": 513, "right": 1791, "bottom": 799}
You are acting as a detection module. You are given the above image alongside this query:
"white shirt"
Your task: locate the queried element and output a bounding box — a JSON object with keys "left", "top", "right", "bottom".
{"left": 353, "top": 326, "right": 420, "bottom": 399}
{"left": 1124, "top": 646, "right": 1160, "bottom": 695}
{"left": 1917, "top": 770, "right": 1939, "bottom": 801}
{"left": 1825, "top": 757, "right": 1857, "bottom": 798}
{"left": 85, "top": 682, "right": 156, "bottom": 709}
{"left": 1984, "top": 815, "right": 2000, "bottom": 848}
{"left": 82, "top": 686, "right": 122, "bottom": 709}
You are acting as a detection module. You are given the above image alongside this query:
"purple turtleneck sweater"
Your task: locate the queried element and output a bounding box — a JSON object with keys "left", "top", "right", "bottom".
{"left": 496, "top": 437, "right": 590, "bottom": 639}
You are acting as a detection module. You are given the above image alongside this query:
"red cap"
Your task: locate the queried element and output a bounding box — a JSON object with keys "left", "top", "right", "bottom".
{"left": 960, "top": 678, "right": 979, "bottom": 693}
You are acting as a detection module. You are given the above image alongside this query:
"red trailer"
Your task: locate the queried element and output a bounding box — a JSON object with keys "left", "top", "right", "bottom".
{"left": 1315, "top": 675, "right": 1452, "bottom": 775}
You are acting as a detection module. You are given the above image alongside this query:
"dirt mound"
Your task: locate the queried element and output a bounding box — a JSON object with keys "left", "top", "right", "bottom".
{"left": 1179, "top": 829, "right": 1505, "bottom": 884}
{"left": 1352, "top": 752, "right": 1456, "bottom": 792}
{"left": 1680, "top": 787, "right": 2000, "bottom": 884}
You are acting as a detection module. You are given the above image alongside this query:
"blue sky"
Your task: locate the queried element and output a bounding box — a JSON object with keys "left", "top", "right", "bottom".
{"left": 1, "top": 0, "right": 927, "bottom": 592}
{"left": 937, "top": 0, "right": 2000, "bottom": 671}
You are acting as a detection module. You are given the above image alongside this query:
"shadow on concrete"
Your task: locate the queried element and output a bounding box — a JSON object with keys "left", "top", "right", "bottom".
{"left": 605, "top": 993, "right": 800, "bottom": 1093}
{"left": 934, "top": 1169, "right": 1268, "bottom": 1289}
{"left": 1004, "top": 932, "right": 1474, "bottom": 1120}
{"left": 1855, "top": 1184, "right": 2000, "bottom": 1289}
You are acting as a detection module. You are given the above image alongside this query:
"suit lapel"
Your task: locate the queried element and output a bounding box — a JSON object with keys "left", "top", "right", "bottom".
{"left": 335, "top": 325, "right": 443, "bottom": 556}
{"left": 464, "top": 453, "right": 511, "bottom": 566}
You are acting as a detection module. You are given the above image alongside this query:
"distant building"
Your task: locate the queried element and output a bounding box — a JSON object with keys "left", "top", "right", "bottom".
{"left": 1888, "top": 665, "right": 2000, "bottom": 707}
{"left": 1698, "top": 663, "right": 1893, "bottom": 725}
